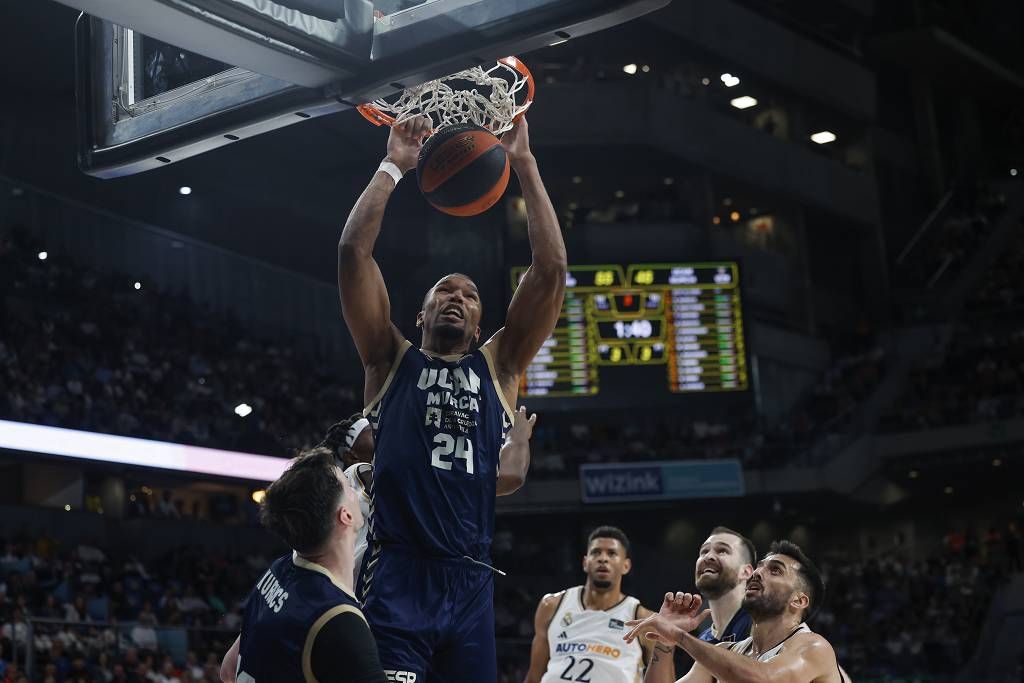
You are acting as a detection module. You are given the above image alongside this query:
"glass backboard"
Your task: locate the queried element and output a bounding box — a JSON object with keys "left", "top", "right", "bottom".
{"left": 68, "top": 0, "right": 671, "bottom": 177}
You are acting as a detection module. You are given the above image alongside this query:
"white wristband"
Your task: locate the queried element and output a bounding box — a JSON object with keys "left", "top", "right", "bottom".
{"left": 377, "top": 160, "right": 405, "bottom": 185}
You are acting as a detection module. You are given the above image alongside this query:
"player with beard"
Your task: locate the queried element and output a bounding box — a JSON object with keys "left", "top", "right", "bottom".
{"left": 338, "top": 115, "right": 565, "bottom": 682}
{"left": 631, "top": 540, "right": 843, "bottom": 683}
{"left": 694, "top": 528, "right": 755, "bottom": 645}
{"left": 523, "top": 526, "right": 670, "bottom": 683}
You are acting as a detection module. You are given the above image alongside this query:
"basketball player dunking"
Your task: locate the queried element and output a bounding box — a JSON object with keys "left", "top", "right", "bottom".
{"left": 523, "top": 527, "right": 671, "bottom": 683}
{"left": 629, "top": 541, "right": 844, "bottom": 683}
{"left": 338, "top": 115, "right": 565, "bottom": 682}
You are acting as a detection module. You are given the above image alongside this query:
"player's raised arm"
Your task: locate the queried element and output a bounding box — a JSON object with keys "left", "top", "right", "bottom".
{"left": 339, "top": 118, "right": 431, "bottom": 392}
{"left": 522, "top": 591, "right": 562, "bottom": 683}
{"left": 487, "top": 118, "right": 567, "bottom": 385}
{"left": 496, "top": 406, "right": 536, "bottom": 496}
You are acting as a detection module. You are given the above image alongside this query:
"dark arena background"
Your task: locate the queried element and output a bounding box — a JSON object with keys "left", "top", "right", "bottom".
{"left": 1, "top": 0, "right": 1024, "bottom": 682}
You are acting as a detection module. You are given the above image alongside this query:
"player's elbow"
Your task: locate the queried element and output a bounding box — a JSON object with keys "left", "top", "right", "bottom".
{"left": 496, "top": 469, "right": 527, "bottom": 496}
{"left": 338, "top": 236, "right": 369, "bottom": 261}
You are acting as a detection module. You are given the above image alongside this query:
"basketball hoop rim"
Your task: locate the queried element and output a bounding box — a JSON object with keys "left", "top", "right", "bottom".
{"left": 356, "top": 56, "right": 535, "bottom": 131}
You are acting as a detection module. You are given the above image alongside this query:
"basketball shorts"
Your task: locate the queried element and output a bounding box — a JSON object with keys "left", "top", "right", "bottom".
{"left": 358, "top": 544, "right": 496, "bottom": 683}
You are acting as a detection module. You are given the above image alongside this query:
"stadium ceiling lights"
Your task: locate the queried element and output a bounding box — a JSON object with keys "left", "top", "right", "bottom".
{"left": 235, "top": 403, "right": 253, "bottom": 417}
{"left": 178, "top": 186, "right": 192, "bottom": 196}
{"left": 38, "top": 251, "right": 48, "bottom": 260}
{"left": 623, "top": 63, "right": 638, "bottom": 75}
{"left": 730, "top": 96, "right": 758, "bottom": 109}
{"left": 811, "top": 131, "right": 838, "bottom": 144}
{"left": 720, "top": 73, "right": 740, "bottom": 87}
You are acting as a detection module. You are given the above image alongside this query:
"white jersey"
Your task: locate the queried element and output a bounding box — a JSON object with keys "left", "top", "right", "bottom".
{"left": 541, "top": 586, "right": 644, "bottom": 683}
{"left": 344, "top": 462, "right": 372, "bottom": 586}
{"left": 718, "top": 623, "right": 843, "bottom": 683}
{"left": 727, "top": 622, "right": 810, "bottom": 662}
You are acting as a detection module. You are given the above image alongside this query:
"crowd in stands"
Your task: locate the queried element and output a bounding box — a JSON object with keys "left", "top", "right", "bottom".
{"left": 884, "top": 225, "right": 1024, "bottom": 431}
{"left": 815, "top": 517, "right": 1023, "bottom": 682}
{"left": 0, "top": 230, "right": 360, "bottom": 459}
{"left": 0, "top": 537, "right": 262, "bottom": 682}
{"left": 894, "top": 181, "right": 1006, "bottom": 291}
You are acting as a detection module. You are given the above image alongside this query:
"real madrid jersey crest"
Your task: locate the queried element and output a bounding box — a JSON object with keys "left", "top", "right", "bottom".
{"left": 542, "top": 586, "right": 644, "bottom": 683}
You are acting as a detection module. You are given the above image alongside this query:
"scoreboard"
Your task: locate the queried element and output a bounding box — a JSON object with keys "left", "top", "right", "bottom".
{"left": 511, "top": 263, "right": 748, "bottom": 399}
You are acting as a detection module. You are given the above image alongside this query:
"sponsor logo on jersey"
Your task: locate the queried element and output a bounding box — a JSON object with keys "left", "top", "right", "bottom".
{"left": 384, "top": 671, "right": 417, "bottom": 682}
{"left": 608, "top": 618, "right": 625, "bottom": 630}
{"left": 562, "top": 612, "right": 573, "bottom": 627}
{"left": 553, "top": 642, "right": 623, "bottom": 658}
{"left": 557, "top": 631, "right": 568, "bottom": 639}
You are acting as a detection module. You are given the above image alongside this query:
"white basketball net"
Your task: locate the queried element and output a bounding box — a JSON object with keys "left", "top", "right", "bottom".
{"left": 364, "top": 60, "right": 532, "bottom": 135}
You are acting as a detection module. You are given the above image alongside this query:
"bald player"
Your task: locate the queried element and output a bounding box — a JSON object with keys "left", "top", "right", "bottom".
{"left": 630, "top": 540, "right": 844, "bottom": 683}
{"left": 338, "top": 115, "right": 564, "bottom": 682}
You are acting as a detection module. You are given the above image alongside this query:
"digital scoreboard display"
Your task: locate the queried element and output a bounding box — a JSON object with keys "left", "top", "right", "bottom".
{"left": 511, "top": 263, "right": 748, "bottom": 398}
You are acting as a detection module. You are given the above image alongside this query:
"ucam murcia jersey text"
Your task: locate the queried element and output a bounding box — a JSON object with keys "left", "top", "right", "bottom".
{"left": 542, "top": 586, "right": 644, "bottom": 683}
{"left": 363, "top": 340, "right": 514, "bottom": 561}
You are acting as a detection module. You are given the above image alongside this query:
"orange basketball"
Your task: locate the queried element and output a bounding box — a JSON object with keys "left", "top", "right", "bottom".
{"left": 416, "top": 123, "right": 510, "bottom": 217}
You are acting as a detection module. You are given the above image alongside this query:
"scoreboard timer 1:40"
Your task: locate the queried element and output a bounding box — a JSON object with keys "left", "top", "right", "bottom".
{"left": 510, "top": 263, "right": 748, "bottom": 399}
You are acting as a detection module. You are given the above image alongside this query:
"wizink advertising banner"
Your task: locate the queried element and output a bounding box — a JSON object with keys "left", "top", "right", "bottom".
{"left": 580, "top": 459, "right": 744, "bottom": 503}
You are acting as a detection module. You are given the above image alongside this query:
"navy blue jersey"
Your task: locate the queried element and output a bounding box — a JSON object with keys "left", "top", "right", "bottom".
{"left": 699, "top": 606, "right": 752, "bottom": 644}
{"left": 238, "top": 553, "right": 367, "bottom": 682}
{"left": 365, "top": 342, "right": 514, "bottom": 560}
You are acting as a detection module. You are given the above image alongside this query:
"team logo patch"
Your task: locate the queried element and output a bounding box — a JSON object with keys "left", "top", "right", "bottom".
{"left": 562, "top": 613, "right": 573, "bottom": 627}
{"left": 608, "top": 618, "right": 625, "bottom": 630}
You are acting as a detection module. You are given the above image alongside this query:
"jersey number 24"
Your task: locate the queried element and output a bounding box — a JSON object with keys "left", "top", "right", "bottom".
{"left": 431, "top": 433, "right": 474, "bottom": 474}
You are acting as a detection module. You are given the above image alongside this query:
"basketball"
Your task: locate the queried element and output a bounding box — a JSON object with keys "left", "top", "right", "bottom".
{"left": 416, "top": 123, "right": 510, "bottom": 217}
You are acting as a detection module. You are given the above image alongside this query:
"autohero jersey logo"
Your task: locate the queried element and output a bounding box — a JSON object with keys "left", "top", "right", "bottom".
{"left": 553, "top": 642, "right": 623, "bottom": 658}
{"left": 385, "top": 672, "right": 417, "bottom": 683}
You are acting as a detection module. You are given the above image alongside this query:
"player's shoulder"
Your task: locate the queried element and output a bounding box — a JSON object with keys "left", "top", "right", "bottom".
{"left": 535, "top": 588, "right": 571, "bottom": 628}
{"left": 539, "top": 588, "right": 570, "bottom": 609}
{"left": 791, "top": 631, "right": 837, "bottom": 659}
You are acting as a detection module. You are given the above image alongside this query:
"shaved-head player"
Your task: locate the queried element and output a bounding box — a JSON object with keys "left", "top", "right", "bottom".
{"left": 338, "top": 115, "right": 565, "bottom": 682}
{"left": 631, "top": 540, "right": 844, "bottom": 683}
